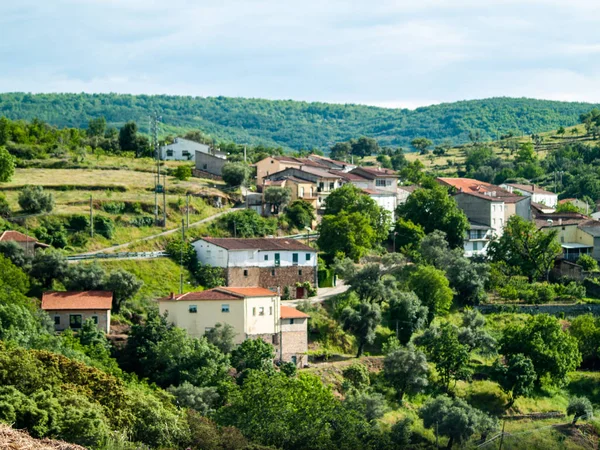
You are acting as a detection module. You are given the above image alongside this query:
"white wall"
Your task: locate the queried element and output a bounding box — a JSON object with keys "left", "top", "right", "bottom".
{"left": 490, "top": 202, "right": 505, "bottom": 236}
{"left": 160, "top": 138, "right": 210, "bottom": 161}
{"left": 373, "top": 178, "right": 397, "bottom": 194}
{"left": 370, "top": 195, "right": 397, "bottom": 220}
{"left": 228, "top": 249, "right": 317, "bottom": 268}
{"left": 463, "top": 240, "right": 490, "bottom": 257}
{"left": 194, "top": 241, "right": 228, "bottom": 267}
{"left": 245, "top": 296, "right": 281, "bottom": 335}
{"left": 532, "top": 193, "right": 558, "bottom": 208}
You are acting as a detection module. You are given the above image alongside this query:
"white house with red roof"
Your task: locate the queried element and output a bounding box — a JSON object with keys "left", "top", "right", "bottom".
{"left": 500, "top": 183, "right": 558, "bottom": 208}
{"left": 193, "top": 238, "right": 318, "bottom": 299}
{"left": 158, "top": 287, "right": 309, "bottom": 366}
{"left": 41, "top": 291, "right": 113, "bottom": 333}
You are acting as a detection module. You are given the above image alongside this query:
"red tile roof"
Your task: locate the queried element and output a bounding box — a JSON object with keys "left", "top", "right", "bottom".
{"left": 333, "top": 171, "right": 369, "bottom": 182}
{"left": 159, "top": 287, "right": 278, "bottom": 301}
{"left": 41, "top": 291, "right": 113, "bottom": 310}
{"left": 200, "top": 237, "right": 316, "bottom": 252}
{"left": 505, "top": 183, "right": 556, "bottom": 196}
{"left": 220, "top": 287, "right": 278, "bottom": 297}
{"left": 351, "top": 167, "right": 398, "bottom": 178}
{"left": 438, "top": 177, "right": 526, "bottom": 203}
{"left": 0, "top": 230, "right": 37, "bottom": 243}
{"left": 280, "top": 305, "right": 310, "bottom": 319}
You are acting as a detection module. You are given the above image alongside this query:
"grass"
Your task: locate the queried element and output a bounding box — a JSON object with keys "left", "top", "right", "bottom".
{"left": 93, "top": 258, "right": 200, "bottom": 312}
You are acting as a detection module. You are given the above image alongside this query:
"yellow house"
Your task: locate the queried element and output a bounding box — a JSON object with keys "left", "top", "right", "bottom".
{"left": 536, "top": 216, "right": 600, "bottom": 261}
{"left": 255, "top": 156, "right": 303, "bottom": 187}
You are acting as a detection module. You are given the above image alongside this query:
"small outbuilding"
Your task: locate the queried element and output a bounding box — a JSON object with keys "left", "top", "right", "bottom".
{"left": 41, "top": 291, "right": 112, "bottom": 333}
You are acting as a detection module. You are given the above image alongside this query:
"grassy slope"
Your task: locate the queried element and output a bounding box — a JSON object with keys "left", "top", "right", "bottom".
{"left": 1, "top": 93, "right": 599, "bottom": 149}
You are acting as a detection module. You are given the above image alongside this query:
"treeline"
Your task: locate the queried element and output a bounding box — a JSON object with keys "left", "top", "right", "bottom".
{"left": 0, "top": 93, "right": 597, "bottom": 149}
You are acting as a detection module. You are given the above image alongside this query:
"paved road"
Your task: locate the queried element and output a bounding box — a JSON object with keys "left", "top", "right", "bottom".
{"left": 81, "top": 206, "right": 239, "bottom": 255}
{"left": 286, "top": 281, "right": 349, "bottom": 306}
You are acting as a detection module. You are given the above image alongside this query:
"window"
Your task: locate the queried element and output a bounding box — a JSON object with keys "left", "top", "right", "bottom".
{"left": 299, "top": 269, "right": 302, "bottom": 276}
{"left": 291, "top": 355, "right": 297, "bottom": 365}
{"left": 259, "top": 307, "right": 265, "bottom": 316}
{"left": 221, "top": 304, "right": 230, "bottom": 313}
{"left": 166, "top": 149, "right": 174, "bottom": 157}
{"left": 92, "top": 316, "right": 98, "bottom": 324}
{"left": 189, "top": 305, "right": 198, "bottom": 313}
{"left": 473, "top": 242, "right": 479, "bottom": 251}
{"left": 253, "top": 307, "right": 256, "bottom": 316}
{"left": 182, "top": 150, "right": 191, "bottom": 157}
{"left": 69, "top": 314, "right": 82, "bottom": 329}
{"left": 243, "top": 269, "right": 248, "bottom": 277}
{"left": 264, "top": 254, "right": 269, "bottom": 261}
{"left": 54, "top": 316, "right": 60, "bottom": 325}
{"left": 269, "top": 306, "right": 273, "bottom": 315}
{"left": 289, "top": 319, "right": 295, "bottom": 325}
{"left": 271, "top": 159, "right": 274, "bottom": 164}
{"left": 292, "top": 253, "right": 298, "bottom": 265}
{"left": 275, "top": 253, "right": 280, "bottom": 266}
{"left": 203, "top": 164, "right": 208, "bottom": 169}
{"left": 306, "top": 253, "right": 311, "bottom": 261}
{"left": 329, "top": 182, "right": 334, "bottom": 190}
{"left": 300, "top": 187, "right": 305, "bottom": 197}
{"left": 376, "top": 179, "right": 386, "bottom": 187}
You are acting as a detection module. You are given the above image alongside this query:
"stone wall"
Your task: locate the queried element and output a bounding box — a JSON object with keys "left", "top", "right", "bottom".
{"left": 476, "top": 303, "right": 600, "bottom": 317}
{"left": 226, "top": 266, "right": 316, "bottom": 299}
{"left": 192, "top": 169, "right": 223, "bottom": 181}
{"left": 281, "top": 329, "right": 308, "bottom": 367}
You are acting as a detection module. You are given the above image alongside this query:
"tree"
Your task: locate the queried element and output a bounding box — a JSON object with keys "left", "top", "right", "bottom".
{"left": 384, "top": 346, "right": 429, "bottom": 402}
{"left": 284, "top": 199, "right": 315, "bottom": 230}
{"left": 410, "top": 137, "right": 433, "bottom": 155}
{"left": 104, "top": 269, "right": 143, "bottom": 313}
{"left": 577, "top": 254, "right": 598, "bottom": 271}
{"left": 340, "top": 302, "right": 382, "bottom": 357}
{"left": 343, "top": 391, "right": 388, "bottom": 422}
{"left": 64, "top": 262, "right": 106, "bottom": 291}
{"left": 221, "top": 162, "right": 250, "bottom": 187}
{"left": 390, "top": 417, "right": 413, "bottom": 447}
{"left": 167, "top": 382, "right": 219, "bottom": 415}
{"left": 87, "top": 117, "right": 106, "bottom": 137}
{"left": 342, "top": 362, "right": 370, "bottom": 391}
{"left": 318, "top": 212, "right": 375, "bottom": 261}
{"left": 516, "top": 142, "right": 536, "bottom": 163}
{"left": 397, "top": 184, "right": 469, "bottom": 248}
{"left": 457, "top": 309, "right": 496, "bottom": 355}
{"left": 569, "top": 314, "right": 600, "bottom": 366}
{"left": 0, "top": 192, "right": 10, "bottom": 217}
{"left": 567, "top": 397, "right": 593, "bottom": 424}
{"left": 419, "top": 395, "right": 497, "bottom": 449}
{"left": 205, "top": 322, "right": 237, "bottom": 354}
{"left": 557, "top": 126, "right": 566, "bottom": 136}
{"left": 408, "top": 265, "right": 453, "bottom": 322}
{"left": 118, "top": 121, "right": 138, "bottom": 152}
{"left": 500, "top": 314, "right": 581, "bottom": 386}
{"left": 393, "top": 218, "right": 425, "bottom": 254}
{"left": 0, "top": 146, "right": 15, "bottom": 182}
{"left": 488, "top": 216, "right": 562, "bottom": 281}
{"left": 399, "top": 160, "right": 425, "bottom": 184}
{"left": 492, "top": 354, "right": 536, "bottom": 408}
{"left": 387, "top": 291, "right": 428, "bottom": 345}
{"left": 30, "top": 249, "right": 68, "bottom": 288}
{"left": 330, "top": 142, "right": 352, "bottom": 161}
{"left": 351, "top": 136, "right": 379, "bottom": 158}
{"left": 0, "top": 241, "right": 28, "bottom": 268}
{"left": 173, "top": 165, "right": 192, "bottom": 181}
{"left": 323, "top": 184, "right": 390, "bottom": 242}
{"left": 264, "top": 186, "right": 292, "bottom": 215}
{"left": 18, "top": 185, "right": 54, "bottom": 213}
{"left": 217, "top": 209, "right": 276, "bottom": 238}
{"left": 230, "top": 338, "right": 274, "bottom": 375}
{"left": 417, "top": 322, "right": 472, "bottom": 389}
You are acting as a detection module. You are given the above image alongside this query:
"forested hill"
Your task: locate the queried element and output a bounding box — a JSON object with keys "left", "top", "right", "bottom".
{"left": 0, "top": 92, "right": 598, "bottom": 150}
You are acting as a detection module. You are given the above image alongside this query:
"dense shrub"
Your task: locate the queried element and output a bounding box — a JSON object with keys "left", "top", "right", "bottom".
{"left": 102, "top": 201, "right": 126, "bottom": 214}
{"left": 18, "top": 185, "right": 54, "bottom": 213}
{"left": 129, "top": 215, "right": 154, "bottom": 227}
{"left": 93, "top": 215, "right": 115, "bottom": 239}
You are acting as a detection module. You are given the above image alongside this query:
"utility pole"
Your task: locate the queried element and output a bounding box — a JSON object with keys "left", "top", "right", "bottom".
{"left": 498, "top": 420, "right": 506, "bottom": 450}
{"left": 163, "top": 171, "right": 167, "bottom": 227}
{"left": 186, "top": 194, "right": 190, "bottom": 229}
{"left": 180, "top": 219, "right": 185, "bottom": 294}
{"left": 90, "top": 195, "right": 94, "bottom": 237}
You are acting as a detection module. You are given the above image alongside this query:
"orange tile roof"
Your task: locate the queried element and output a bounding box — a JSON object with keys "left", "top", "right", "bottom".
{"left": 280, "top": 305, "right": 310, "bottom": 319}
{"left": 41, "top": 291, "right": 113, "bottom": 310}
{"left": 219, "top": 287, "right": 278, "bottom": 297}
{"left": 0, "top": 230, "right": 37, "bottom": 243}
{"left": 158, "top": 290, "right": 241, "bottom": 301}
{"left": 438, "top": 177, "right": 525, "bottom": 203}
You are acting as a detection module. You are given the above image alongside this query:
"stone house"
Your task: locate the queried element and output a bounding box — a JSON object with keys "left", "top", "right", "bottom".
{"left": 193, "top": 237, "right": 318, "bottom": 299}
{"left": 41, "top": 291, "right": 112, "bottom": 333}
{"left": 0, "top": 230, "right": 48, "bottom": 257}
{"left": 158, "top": 287, "right": 308, "bottom": 366}
{"left": 195, "top": 150, "right": 228, "bottom": 178}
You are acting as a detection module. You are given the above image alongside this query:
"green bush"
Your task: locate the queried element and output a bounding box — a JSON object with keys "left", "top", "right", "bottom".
{"left": 18, "top": 185, "right": 54, "bottom": 213}
{"left": 102, "top": 201, "right": 126, "bottom": 214}
{"left": 93, "top": 215, "right": 115, "bottom": 239}
{"left": 174, "top": 165, "right": 193, "bottom": 181}
{"left": 130, "top": 216, "right": 154, "bottom": 227}
{"left": 68, "top": 214, "right": 90, "bottom": 232}
{"left": 577, "top": 254, "right": 599, "bottom": 271}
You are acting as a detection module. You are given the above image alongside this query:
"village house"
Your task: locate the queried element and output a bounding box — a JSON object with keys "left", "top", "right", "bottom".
{"left": 41, "top": 291, "right": 112, "bottom": 333}
{"left": 534, "top": 211, "right": 600, "bottom": 261}
{"left": 255, "top": 155, "right": 327, "bottom": 187}
{"left": 193, "top": 237, "right": 318, "bottom": 299}
{"left": 158, "top": 287, "right": 308, "bottom": 366}
{"left": 559, "top": 198, "right": 591, "bottom": 214}
{"left": 194, "top": 150, "right": 228, "bottom": 178}
{"left": 0, "top": 230, "right": 48, "bottom": 257}
{"left": 500, "top": 183, "right": 558, "bottom": 208}
{"left": 349, "top": 167, "right": 398, "bottom": 195}
{"left": 307, "top": 154, "right": 356, "bottom": 172}
{"left": 159, "top": 137, "right": 210, "bottom": 161}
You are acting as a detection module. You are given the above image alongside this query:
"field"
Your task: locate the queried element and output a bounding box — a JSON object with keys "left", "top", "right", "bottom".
{"left": 0, "top": 155, "right": 232, "bottom": 253}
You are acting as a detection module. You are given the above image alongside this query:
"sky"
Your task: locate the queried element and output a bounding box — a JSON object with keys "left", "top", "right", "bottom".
{"left": 1, "top": 0, "right": 600, "bottom": 109}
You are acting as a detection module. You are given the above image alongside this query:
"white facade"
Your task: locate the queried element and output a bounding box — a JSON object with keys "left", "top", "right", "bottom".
{"left": 368, "top": 193, "right": 397, "bottom": 220}
{"left": 463, "top": 227, "right": 493, "bottom": 257}
{"left": 500, "top": 184, "right": 558, "bottom": 208}
{"left": 159, "top": 294, "right": 280, "bottom": 342}
{"left": 490, "top": 202, "right": 506, "bottom": 236}
{"left": 193, "top": 240, "right": 318, "bottom": 269}
{"left": 160, "top": 138, "right": 210, "bottom": 161}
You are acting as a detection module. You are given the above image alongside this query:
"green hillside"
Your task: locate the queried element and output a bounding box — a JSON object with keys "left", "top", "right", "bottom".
{"left": 0, "top": 93, "right": 598, "bottom": 150}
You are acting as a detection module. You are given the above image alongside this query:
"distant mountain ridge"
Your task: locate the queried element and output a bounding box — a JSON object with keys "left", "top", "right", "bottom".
{"left": 0, "top": 92, "right": 597, "bottom": 150}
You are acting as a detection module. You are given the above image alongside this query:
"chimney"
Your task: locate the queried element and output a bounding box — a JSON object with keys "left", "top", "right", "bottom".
{"left": 532, "top": 184, "right": 535, "bottom": 192}
{"left": 559, "top": 218, "right": 562, "bottom": 226}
